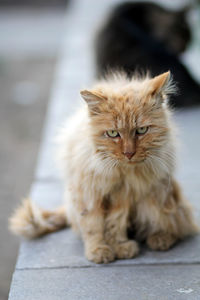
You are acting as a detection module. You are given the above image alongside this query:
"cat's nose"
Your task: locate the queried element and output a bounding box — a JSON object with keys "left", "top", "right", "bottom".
{"left": 123, "top": 152, "right": 135, "bottom": 160}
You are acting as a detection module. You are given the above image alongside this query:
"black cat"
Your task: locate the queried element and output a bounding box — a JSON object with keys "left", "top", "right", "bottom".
{"left": 95, "top": 2, "right": 200, "bottom": 107}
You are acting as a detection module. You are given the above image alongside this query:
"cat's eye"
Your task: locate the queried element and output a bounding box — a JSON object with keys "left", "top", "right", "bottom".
{"left": 106, "top": 130, "right": 120, "bottom": 138}
{"left": 136, "top": 127, "right": 148, "bottom": 134}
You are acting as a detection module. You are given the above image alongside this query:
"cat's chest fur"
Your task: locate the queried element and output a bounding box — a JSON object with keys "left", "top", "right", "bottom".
{"left": 107, "top": 164, "right": 155, "bottom": 205}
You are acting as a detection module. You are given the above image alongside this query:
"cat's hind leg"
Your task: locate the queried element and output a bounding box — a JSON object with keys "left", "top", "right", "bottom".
{"left": 147, "top": 231, "right": 177, "bottom": 251}
{"left": 140, "top": 179, "right": 199, "bottom": 251}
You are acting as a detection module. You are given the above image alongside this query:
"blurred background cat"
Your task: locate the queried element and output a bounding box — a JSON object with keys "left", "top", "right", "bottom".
{"left": 96, "top": 1, "right": 200, "bottom": 107}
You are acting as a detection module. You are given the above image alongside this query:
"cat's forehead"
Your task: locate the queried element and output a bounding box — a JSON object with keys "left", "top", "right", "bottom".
{"left": 115, "top": 113, "right": 136, "bottom": 130}
{"left": 102, "top": 93, "right": 152, "bottom": 129}
{"left": 101, "top": 81, "right": 150, "bottom": 107}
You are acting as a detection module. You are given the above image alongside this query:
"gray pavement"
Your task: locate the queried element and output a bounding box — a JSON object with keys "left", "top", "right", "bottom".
{"left": 7, "top": 0, "right": 200, "bottom": 299}
{"left": 0, "top": 6, "right": 66, "bottom": 300}
{"left": 9, "top": 266, "right": 200, "bottom": 300}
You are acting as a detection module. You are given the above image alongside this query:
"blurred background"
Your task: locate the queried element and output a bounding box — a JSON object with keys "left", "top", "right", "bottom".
{"left": 0, "top": 1, "right": 68, "bottom": 299}
{"left": 0, "top": 0, "right": 200, "bottom": 299}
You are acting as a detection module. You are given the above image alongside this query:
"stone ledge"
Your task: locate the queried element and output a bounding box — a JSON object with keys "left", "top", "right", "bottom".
{"left": 9, "top": 265, "right": 200, "bottom": 300}
{"left": 16, "top": 229, "right": 200, "bottom": 270}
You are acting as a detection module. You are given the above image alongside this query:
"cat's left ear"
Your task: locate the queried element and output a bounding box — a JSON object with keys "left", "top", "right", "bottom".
{"left": 149, "top": 71, "right": 171, "bottom": 98}
{"left": 147, "top": 71, "right": 177, "bottom": 105}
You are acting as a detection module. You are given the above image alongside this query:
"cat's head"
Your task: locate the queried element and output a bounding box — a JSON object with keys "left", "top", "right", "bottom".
{"left": 81, "top": 71, "right": 176, "bottom": 171}
{"left": 147, "top": 6, "right": 191, "bottom": 55}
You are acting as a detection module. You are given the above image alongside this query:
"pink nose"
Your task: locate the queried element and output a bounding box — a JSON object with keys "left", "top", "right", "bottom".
{"left": 123, "top": 152, "right": 135, "bottom": 160}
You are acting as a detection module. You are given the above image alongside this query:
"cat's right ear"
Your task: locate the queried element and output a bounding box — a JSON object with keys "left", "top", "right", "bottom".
{"left": 80, "top": 90, "right": 105, "bottom": 113}
{"left": 80, "top": 90, "right": 105, "bottom": 105}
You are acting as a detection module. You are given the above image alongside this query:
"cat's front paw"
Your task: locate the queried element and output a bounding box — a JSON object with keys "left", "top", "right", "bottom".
{"left": 147, "top": 232, "right": 177, "bottom": 251}
{"left": 115, "top": 240, "right": 139, "bottom": 259}
{"left": 86, "top": 244, "right": 115, "bottom": 264}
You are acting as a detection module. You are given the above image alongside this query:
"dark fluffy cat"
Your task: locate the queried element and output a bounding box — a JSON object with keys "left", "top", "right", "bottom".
{"left": 96, "top": 2, "right": 200, "bottom": 107}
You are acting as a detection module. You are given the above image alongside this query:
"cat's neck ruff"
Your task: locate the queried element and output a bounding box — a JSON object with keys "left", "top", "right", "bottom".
{"left": 94, "top": 151, "right": 173, "bottom": 193}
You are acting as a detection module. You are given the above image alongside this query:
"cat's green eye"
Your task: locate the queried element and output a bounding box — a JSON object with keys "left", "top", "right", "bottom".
{"left": 107, "top": 130, "right": 119, "bottom": 138}
{"left": 136, "top": 127, "right": 148, "bottom": 134}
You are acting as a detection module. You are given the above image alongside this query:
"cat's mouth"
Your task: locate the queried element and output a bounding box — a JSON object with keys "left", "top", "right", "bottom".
{"left": 123, "top": 158, "right": 146, "bottom": 165}
{"left": 129, "top": 159, "right": 145, "bottom": 164}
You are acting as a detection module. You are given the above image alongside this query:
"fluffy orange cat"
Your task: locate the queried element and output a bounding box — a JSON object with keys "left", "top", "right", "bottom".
{"left": 10, "top": 71, "right": 198, "bottom": 263}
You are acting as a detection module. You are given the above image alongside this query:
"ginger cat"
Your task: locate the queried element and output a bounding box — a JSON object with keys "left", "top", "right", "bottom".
{"left": 10, "top": 71, "right": 198, "bottom": 263}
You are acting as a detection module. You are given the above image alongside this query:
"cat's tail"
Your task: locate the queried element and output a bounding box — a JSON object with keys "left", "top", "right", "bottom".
{"left": 9, "top": 198, "right": 68, "bottom": 239}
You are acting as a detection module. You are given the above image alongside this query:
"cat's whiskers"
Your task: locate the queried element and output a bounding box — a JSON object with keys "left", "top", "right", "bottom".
{"left": 147, "top": 153, "right": 171, "bottom": 177}
{"left": 100, "top": 155, "right": 118, "bottom": 177}
{"left": 144, "top": 156, "right": 159, "bottom": 176}
{"left": 151, "top": 147, "right": 175, "bottom": 171}
{"left": 84, "top": 152, "right": 119, "bottom": 181}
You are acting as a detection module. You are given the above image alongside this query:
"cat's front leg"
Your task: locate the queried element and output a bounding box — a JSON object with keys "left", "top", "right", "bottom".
{"left": 114, "top": 240, "right": 139, "bottom": 259}
{"left": 105, "top": 208, "right": 139, "bottom": 259}
{"left": 80, "top": 210, "right": 115, "bottom": 264}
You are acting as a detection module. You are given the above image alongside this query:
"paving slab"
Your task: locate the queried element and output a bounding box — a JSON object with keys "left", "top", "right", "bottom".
{"left": 9, "top": 265, "right": 200, "bottom": 300}
{"left": 16, "top": 229, "right": 200, "bottom": 270}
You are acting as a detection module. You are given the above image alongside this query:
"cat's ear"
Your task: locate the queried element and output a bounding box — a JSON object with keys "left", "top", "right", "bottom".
{"left": 179, "top": 5, "right": 190, "bottom": 17}
{"left": 149, "top": 71, "right": 171, "bottom": 96}
{"left": 147, "top": 71, "right": 176, "bottom": 104}
{"left": 80, "top": 90, "right": 104, "bottom": 105}
{"left": 80, "top": 90, "right": 105, "bottom": 113}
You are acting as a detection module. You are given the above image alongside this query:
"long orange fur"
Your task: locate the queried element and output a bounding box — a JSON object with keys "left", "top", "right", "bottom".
{"left": 9, "top": 71, "right": 198, "bottom": 263}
